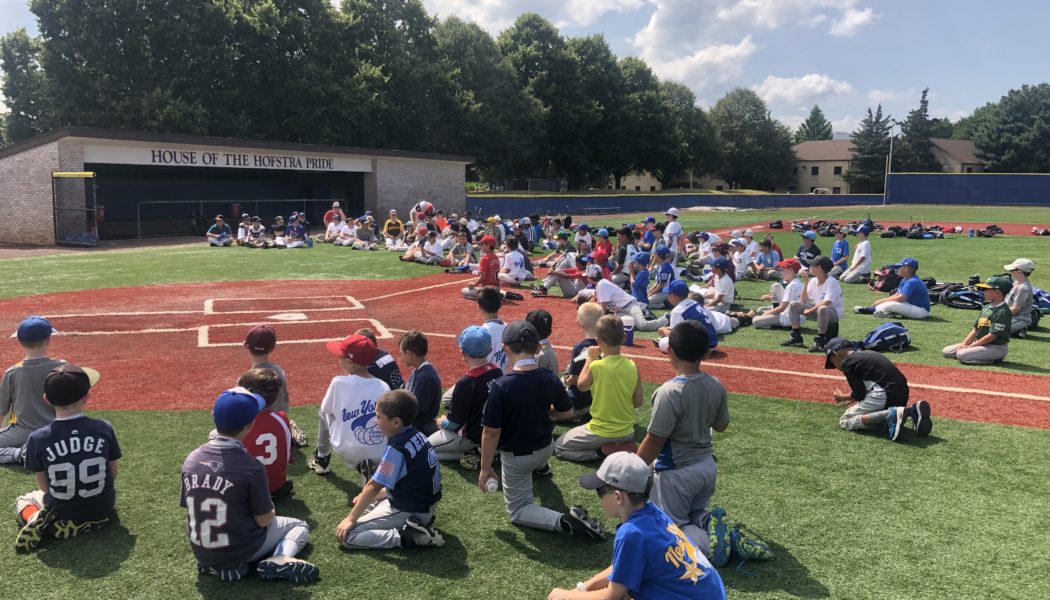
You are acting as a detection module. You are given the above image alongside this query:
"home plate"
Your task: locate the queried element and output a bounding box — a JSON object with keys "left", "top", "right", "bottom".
{"left": 266, "top": 312, "right": 309, "bottom": 321}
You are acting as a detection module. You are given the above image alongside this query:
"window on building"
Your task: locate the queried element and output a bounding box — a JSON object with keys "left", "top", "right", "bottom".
{"left": 811, "top": 166, "right": 819, "bottom": 176}
{"left": 834, "top": 166, "right": 842, "bottom": 175}
{"left": 832, "top": 187, "right": 841, "bottom": 194}
{"left": 966, "top": 167, "right": 973, "bottom": 173}
{"left": 635, "top": 186, "right": 641, "bottom": 191}
{"left": 716, "top": 185, "right": 724, "bottom": 191}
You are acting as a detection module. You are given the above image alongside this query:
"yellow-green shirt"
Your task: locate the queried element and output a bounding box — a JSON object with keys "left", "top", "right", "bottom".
{"left": 586, "top": 354, "right": 638, "bottom": 438}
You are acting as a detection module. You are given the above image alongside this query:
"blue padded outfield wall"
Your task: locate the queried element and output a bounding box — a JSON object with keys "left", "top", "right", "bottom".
{"left": 467, "top": 173, "right": 1048, "bottom": 216}
{"left": 885, "top": 173, "right": 1050, "bottom": 206}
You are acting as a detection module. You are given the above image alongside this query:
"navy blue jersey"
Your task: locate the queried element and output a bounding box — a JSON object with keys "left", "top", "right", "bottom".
{"left": 448, "top": 364, "right": 502, "bottom": 443}
{"left": 374, "top": 427, "right": 442, "bottom": 513}
{"left": 407, "top": 362, "right": 442, "bottom": 432}
{"left": 483, "top": 369, "right": 571, "bottom": 453}
{"left": 369, "top": 349, "right": 404, "bottom": 390}
{"left": 180, "top": 440, "right": 273, "bottom": 569}
{"left": 25, "top": 415, "right": 122, "bottom": 523}
{"left": 566, "top": 339, "right": 598, "bottom": 410}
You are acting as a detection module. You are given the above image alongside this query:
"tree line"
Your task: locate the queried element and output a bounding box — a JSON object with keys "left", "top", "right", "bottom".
{"left": 1, "top": 2, "right": 1047, "bottom": 192}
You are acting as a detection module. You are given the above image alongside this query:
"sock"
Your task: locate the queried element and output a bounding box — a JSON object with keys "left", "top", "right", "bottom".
{"left": 19, "top": 505, "right": 39, "bottom": 524}
{"left": 274, "top": 539, "right": 300, "bottom": 558}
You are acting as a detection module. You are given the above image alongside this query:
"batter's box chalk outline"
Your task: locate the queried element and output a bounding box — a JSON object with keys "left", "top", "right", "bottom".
{"left": 198, "top": 317, "right": 392, "bottom": 348}
{"left": 203, "top": 295, "right": 365, "bottom": 315}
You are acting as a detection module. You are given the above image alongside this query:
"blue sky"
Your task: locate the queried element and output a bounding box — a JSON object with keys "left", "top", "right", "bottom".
{"left": 3, "top": 0, "right": 1048, "bottom": 134}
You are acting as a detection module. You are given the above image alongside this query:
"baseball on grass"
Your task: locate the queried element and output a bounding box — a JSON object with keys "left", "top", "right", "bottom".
{"left": 485, "top": 477, "right": 500, "bottom": 492}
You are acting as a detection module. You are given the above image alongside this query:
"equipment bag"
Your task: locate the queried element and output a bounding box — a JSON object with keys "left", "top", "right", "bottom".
{"left": 868, "top": 266, "right": 902, "bottom": 293}
{"left": 939, "top": 288, "right": 985, "bottom": 310}
{"left": 861, "top": 321, "right": 912, "bottom": 353}
{"left": 1033, "top": 287, "right": 1050, "bottom": 311}
{"left": 927, "top": 282, "right": 963, "bottom": 303}
{"left": 769, "top": 220, "right": 784, "bottom": 229}
{"left": 880, "top": 231, "right": 897, "bottom": 238}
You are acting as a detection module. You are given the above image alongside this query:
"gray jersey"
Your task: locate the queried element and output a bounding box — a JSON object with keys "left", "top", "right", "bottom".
{"left": 648, "top": 372, "right": 729, "bottom": 471}
{"left": 1006, "top": 280, "right": 1033, "bottom": 315}
{"left": 537, "top": 343, "right": 559, "bottom": 375}
{"left": 254, "top": 361, "right": 290, "bottom": 413}
{"left": 0, "top": 357, "right": 65, "bottom": 431}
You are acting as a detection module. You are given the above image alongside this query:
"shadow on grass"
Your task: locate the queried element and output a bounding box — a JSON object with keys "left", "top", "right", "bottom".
{"left": 721, "top": 538, "right": 831, "bottom": 598}
{"left": 274, "top": 494, "right": 316, "bottom": 530}
{"left": 851, "top": 428, "right": 945, "bottom": 448}
{"left": 494, "top": 528, "right": 608, "bottom": 571}
{"left": 372, "top": 532, "right": 470, "bottom": 579}
{"left": 194, "top": 574, "right": 316, "bottom": 599}
{"left": 998, "top": 361, "right": 1050, "bottom": 375}
{"left": 37, "top": 513, "right": 135, "bottom": 578}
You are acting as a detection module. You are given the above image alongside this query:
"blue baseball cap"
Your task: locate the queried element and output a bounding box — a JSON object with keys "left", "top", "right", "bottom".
{"left": 457, "top": 325, "right": 492, "bottom": 359}
{"left": 644, "top": 216, "right": 656, "bottom": 224}
{"left": 668, "top": 280, "right": 689, "bottom": 297}
{"left": 712, "top": 257, "right": 730, "bottom": 271}
{"left": 802, "top": 231, "right": 817, "bottom": 240}
{"left": 213, "top": 387, "right": 265, "bottom": 432}
{"left": 579, "top": 224, "right": 590, "bottom": 232}
{"left": 654, "top": 245, "right": 671, "bottom": 258}
{"left": 699, "top": 232, "right": 710, "bottom": 241}
{"left": 890, "top": 257, "right": 918, "bottom": 270}
{"left": 634, "top": 252, "right": 651, "bottom": 266}
{"left": 17, "top": 316, "right": 56, "bottom": 343}
{"left": 597, "top": 228, "right": 609, "bottom": 238}
{"left": 857, "top": 226, "right": 871, "bottom": 235}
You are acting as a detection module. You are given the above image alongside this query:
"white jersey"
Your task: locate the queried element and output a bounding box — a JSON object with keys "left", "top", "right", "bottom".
{"left": 730, "top": 251, "right": 747, "bottom": 279}
{"left": 852, "top": 239, "right": 872, "bottom": 274}
{"left": 704, "top": 306, "right": 735, "bottom": 334}
{"left": 503, "top": 250, "right": 528, "bottom": 280}
{"left": 424, "top": 238, "right": 445, "bottom": 256}
{"left": 575, "top": 232, "right": 593, "bottom": 249}
{"left": 744, "top": 240, "right": 760, "bottom": 261}
{"left": 806, "top": 276, "right": 845, "bottom": 318}
{"left": 319, "top": 374, "right": 390, "bottom": 466}
{"left": 664, "top": 221, "right": 683, "bottom": 243}
{"left": 482, "top": 319, "right": 507, "bottom": 372}
{"left": 712, "top": 272, "right": 735, "bottom": 304}
{"left": 596, "top": 278, "right": 636, "bottom": 312}
{"left": 327, "top": 221, "right": 349, "bottom": 238}
{"left": 776, "top": 278, "right": 805, "bottom": 326}
{"left": 467, "top": 219, "right": 479, "bottom": 233}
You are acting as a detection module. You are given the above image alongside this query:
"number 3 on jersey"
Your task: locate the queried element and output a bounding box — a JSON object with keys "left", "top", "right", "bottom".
{"left": 254, "top": 433, "right": 277, "bottom": 466}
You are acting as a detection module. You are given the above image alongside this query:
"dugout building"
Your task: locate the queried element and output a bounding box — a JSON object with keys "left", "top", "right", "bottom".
{"left": 0, "top": 127, "right": 472, "bottom": 246}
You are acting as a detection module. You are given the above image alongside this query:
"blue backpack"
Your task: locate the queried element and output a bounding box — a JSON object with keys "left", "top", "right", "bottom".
{"left": 861, "top": 321, "right": 912, "bottom": 353}
{"left": 1034, "top": 287, "right": 1050, "bottom": 313}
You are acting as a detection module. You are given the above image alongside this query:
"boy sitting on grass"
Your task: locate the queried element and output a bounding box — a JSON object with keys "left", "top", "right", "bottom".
{"left": 239, "top": 368, "right": 294, "bottom": 499}
{"left": 336, "top": 389, "right": 445, "bottom": 550}
{"left": 555, "top": 315, "right": 642, "bottom": 463}
{"left": 243, "top": 325, "right": 307, "bottom": 447}
{"left": 1, "top": 316, "right": 65, "bottom": 465}
{"left": 400, "top": 330, "right": 441, "bottom": 436}
{"left": 548, "top": 452, "right": 726, "bottom": 600}
{"left": 15, "top": 364, "right": 118, "bottom": 553}
{"left": 560, "top": 303, "right": 603, "bottom": 423}
{"left": 182, "top": 387, "right": 318, "bottom": 583}
{"left": 429, "top": 326, "right": 501, "bottom": 465}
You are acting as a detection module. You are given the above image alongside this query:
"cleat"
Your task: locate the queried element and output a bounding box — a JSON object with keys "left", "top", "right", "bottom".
{"left": 459, "top": 448, "right": 480, "bottom": 471}
{"left": 780, "top": 332, "right": 804, "bottom": 347}
{"left": 808, "top": 337, "right": 827, "bottom": 353}
{"left": 271, "top": 480, "right": 294, "bottom": 500}
{"left": 887, "top": 407, "right": 904, "bottom": 442}
{"left": 912, "top": 400, "right": 933, "bottom": 437}
{"left": 198, "top": 562, "right": 249, "bottom": 581}
{"left": 14, "top": 505, "right": 58, "bottom": 553}
{"left": 307, "top": 452, "right": 331, "bottom": 475}
{"left": 730, "top": 528, "right": 775, "bottom": 561}
{"left": 706, "top": 507, "right": 731, "bottom": 568}
{"left": 564, "top": 505, "right": 606, "bottom": 540}
{"left": 853, "top": 305, "right": 875, "bottom": 315}
{"left": 288, "top": 419, "right": 309, "bottom": 448}
{"left": 530, "top": 287, "right": 548, "bottom": 297}
{"left": 257, "top": 555, "right": 320, "bottom": 584}
{"left": 51, "top": 518, "right": 109, "bottom": 539}
{"left": 357, "top": 459, "right": 377, "bottom": 484}
{"left": 533, "top": 463, "right": 553, "bottom": 477}
{"left": 401, "top": 516, "right": 445, "bottom": 548}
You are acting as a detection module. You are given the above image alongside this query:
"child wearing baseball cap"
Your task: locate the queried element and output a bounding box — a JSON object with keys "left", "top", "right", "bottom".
{"left": 308, "top": 335, "right": 391, "bottom": 481}
{"left": 462, "top": 236, "right": 501, "bottom": 300}
{"left": 243, "top": 325, "right": 307, "bottom": 448}
{"left": 181, "top": 387, "right": 318, "bottom": 583}
{"left": 239, "top": 368, "right": 294, "bottom": 499}
{"left": 943, "top": 275, "right": 1014, "bottom": 365}
{"left": 429, "top": 326, "right": 501, "bottom": 465}
{"left": 15, "top": 363, "right": 117, "bottom": 553}
{"left": 1, "top": 316, "right": 66, "bottom": 466}
{"left": 655, "top": 280, "right": 719, "bottom": 356}
{"left": 336, "top": 389, "right": 446, "bottom": 550}
{"left": 733, "top": 257, "right": 803, "bottom": 328}
{"left": 548, "top": 452, "right": 726, "bottom": 600}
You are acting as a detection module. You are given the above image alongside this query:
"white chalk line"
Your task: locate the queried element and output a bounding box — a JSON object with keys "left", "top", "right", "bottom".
{"left": 199, "top": 318, "right": 391, "bottom": 348}
{"left": 204, "top": 295, "right": 364, "bottom": 314}
{"left": 360, "top": 278, "right": 470, "bottom": 302}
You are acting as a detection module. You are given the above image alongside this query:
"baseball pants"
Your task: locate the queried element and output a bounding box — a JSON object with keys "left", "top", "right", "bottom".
{"left": 553, "top": 426, "right": 633, "bottom": 463}
{"left": 651, "top": 456, "right": 717, "bottom": 556}
{"left": 500, "top": 442, "right": 563, "bottom": 532}
{"left": 0, "top": 425, "right": 33, "bottom": 464}
{"left": 340, "top": 499, "right": 435, "bottom": 550}
{"left": 285, "top": 240, "right": 306, "bottom": 248}
{"left": 647, "top": 292, "right": 669, "bottom": 309}
{"left": 942, "top": 342, "right": 1009, "bottom": 365}
{"left": 828, "top": 265, "right": 846, "bottom": 279}
{"left": 248, "top": 516, "right": 310, "bottom": 560}
{"left": 542, "top": 275, "right": 585, "bottom": 297}
{"left": 618, "top": 301, "right": 667, "bottom": 332}
{"left": 839, "top": 384, "right": 892, "bottom": 431}
{"left": 874, "top": 301, "right": 930, "bottom": 319}
{"left": 497, "top": 273, "right": 522, "bottom": 286}
{"left": 428, "top": 429, "right": 478, "bottom": 461}
{"left": 840, "top": 269, "right": 869, "bottom": 284}
{"left": 1011, "top": 314, "right": 1033, "bottom": 334}
{"left": 788, "top": 301, "right": 839, "bottom": 333}
{"left": 752, "top": 282, "right": 792, "bottom": 329}
{"left": 611, "top": 272, "right": 629, "bottom": 286}
{"left": 208, "top": 238, "right": 232, "bottom": 246}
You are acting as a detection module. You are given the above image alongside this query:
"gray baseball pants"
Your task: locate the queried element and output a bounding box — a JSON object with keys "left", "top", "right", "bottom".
{"left": 788, "top": 301, "right": 839, "bottom": 334}
{"left": 942, "top": 342, "right": 1008, "bottom": 365}
{"left": 651, "top": 456, "right": 717, "bottom": 556}
{"left": 553, "top": 426, "right": 633, "bottom": 463}
{"left": 499, "top": 442, "right": 563, "bottom": 532}
{"left": 340, "top": 499, "right": 434, "bottom": 550}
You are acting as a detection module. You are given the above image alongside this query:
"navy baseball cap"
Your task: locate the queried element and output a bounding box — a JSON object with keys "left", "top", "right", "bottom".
{"left": 579, "top": 224, "right": 590, "bottom": 232}
{"left": 457, "top": 325, "right": 492, "bottom": 358}
{"left": 44, "top": 364, "right": 100, "bottom": 406}
{"left": 889, "top": 257, "right": 918, "bottom": 270}
{"left": 645, "top": 216, "right": 656, "bottom": 224}
{"left": 857, "top": 226, "right": 871, "bottom": 235}
{"left": 712, "top": 257, "right": 730, "bottom": 271}
{"left": 654, "top": 245, "right": 671, "bottom": 258}
{"left": 634, "top": 252, "right": 651, "bottom": 266}
{"left": 699, "top": 232, "right": 710, "bottom": 241}
{"left": 668, "top": 280, "right": 689, "bottom": 297}
{"left": 213, "top": 386, "right": 265, "bottom": 431}
{"left": 17, "top": 316, "right": 56, "bottom": 343}
{"left": 824, "top": 337, "right": 854, "bottom": 369}
{"left": 502, "top": 321, "right": 539, "bottom": 345}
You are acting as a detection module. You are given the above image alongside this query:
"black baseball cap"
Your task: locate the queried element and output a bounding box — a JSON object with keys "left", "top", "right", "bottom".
{"left": 823, "top": 337, "right": 854, "bottom": 369}
{"left": 502, "top": 320, "right": 539, "bottom": 345}
{"left": 525, "top": 309, "right": 553, "bottom": 338}
{"left": 44, "top": 364, "right": 100, "bottom": 406}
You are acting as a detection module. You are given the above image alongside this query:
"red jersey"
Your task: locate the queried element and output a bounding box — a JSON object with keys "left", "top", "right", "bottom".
{"left": 244, "top": 409, "right": 292, "bottom": 494}
{"left": 591, "top": 244, "right": 611, "bottom": 279}
{"left": 479, "top": 253, "right": 501, "bottom": 287}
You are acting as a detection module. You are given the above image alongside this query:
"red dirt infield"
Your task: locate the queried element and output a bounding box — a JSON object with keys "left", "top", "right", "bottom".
{"left": 2, "top": 275, "right": 1048, "bottom": 429}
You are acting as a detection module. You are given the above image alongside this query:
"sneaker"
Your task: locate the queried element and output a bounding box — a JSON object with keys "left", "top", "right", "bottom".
{"left": 17, "top": 443, "right": 27, "bottom": 468}
{"left": 887, "top": 407, "right": 904, "bottom": 442}
{"left": 706, "top": 507, "right": 731, "bottom": 568}
{"left": 288, "top": 419, "right": 309, "bottom": 448}
{"left": 808, "top": 337, "right": 827, "bottom": 353}
{"left": 307, "top": 452, "right": 331, "bottom": 475}
{"left": 271, "top": 480, "right": 295, "bottom": 500}
{"left": 459, "top": 448, "right": 481, "bottom": 471}
{"left": 357, "top": 459, "right": 377, "bottom": 483}
{"left": 780, "top": 332, "right": 804, "bottom": 347}
{"left": 198, "top": 562, "right": 249, "bottom": 581}
{"left": 530, "top": 287, "right": 548, "bottom": 297}
{"left": 854, "top": 305, "right": 875, "bottom": 315}
{"left": 257, "top": 555, "right": 320, "bottom": 584}
{"left": 1016, "top": 329, "right": 1028, "bottom": 339}
{"left": 730, "top": 528, "right": 775, "bottom": 561}
{"left": 533, "top": 463, "right": 553, "bottom": 477}
{"left": 563, "top": 505, "right": 606, "bottom": 540}
{"left": 912, "top": 400, "right": 933, "bottom": 437}
{"left": 51, "top": 518, "right": 109, "bottom": 539}
{"left": 401, "top": 516, "right": 446, "bottom": 548}
{"left": 14, "top": 505, "right": 58, "bottom": 553}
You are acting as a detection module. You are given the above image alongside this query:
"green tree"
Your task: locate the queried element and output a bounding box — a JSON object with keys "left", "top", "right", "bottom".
{"left": 843, "top": 104, "right": 894, "bottom": 193}
{"left": 894, "top": 88, "right": 943, "bottom": 172}
{"left": 971, "top": 83, "right": 1050, "bottom": 172}
{"left": 652, "top": 81, "right": 718, "bottom": 187}
{"left": 567, "top": 34, "right": 628, "bottom": 187}
{"left": 709, "top": 88, "right": 794, "bottom": 190}
{"left": 794, "top": 105, "right": 833, "bottom": 143}
{"left": 0, "top": 29, "right": 51, "bottom": 143}
{"left": 952, "top": 102, "right": 999, "bottom": 140}
{"left": 617, "top": 57, "right": 673, "bottom": 185}
{"left": 929, "top": 117, "right": 953, "bottom": 139}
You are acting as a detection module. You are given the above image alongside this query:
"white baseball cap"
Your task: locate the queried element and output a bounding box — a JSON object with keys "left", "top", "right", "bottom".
{"left": 1004, "top": 258, "right": 1035, "bottom": 273}
{"left": 665, "top": 207, "right": 680, "bottom": 217}
{"left": 332, "top": 202, "right": 340, "bottom": 208}
{"left": 729, "top": 229, "right": 741, "bottom": 238}
{"left": 494, "top": 215, "right": 502, "bottom": 222}
{"left": 743, "top": 229, "right": 754, "bottom": 237}
{"left": 521, "top": 217, "right": 531, "bottom": 225}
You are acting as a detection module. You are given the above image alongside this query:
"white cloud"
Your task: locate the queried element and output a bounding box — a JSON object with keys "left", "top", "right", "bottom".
{"left": 754, "top": 73, "right": 853, "bottom": 105}
{"left": 831, "top": 114, "right": 861, "bottom": 133}
{"left": 830, "top": 7, "right": 877, "bottom": 36}
{"left": 422, "top": 0, "right": 645, "bottom": 33}
{"left": 778, "top": 114, "right": 806, "bottom": 130}
{"left": 644, "top": 36, "right": 759, "bottom": 90}
{"left": 867, "top": 88, "right": 917, "bottom": 105}
{"left": 931, "top": 108, "right": 971, "bottom": 122}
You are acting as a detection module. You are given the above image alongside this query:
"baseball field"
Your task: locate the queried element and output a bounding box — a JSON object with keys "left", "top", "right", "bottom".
{"left": 1, "top": 204, "right": 1048, "bottom": 600}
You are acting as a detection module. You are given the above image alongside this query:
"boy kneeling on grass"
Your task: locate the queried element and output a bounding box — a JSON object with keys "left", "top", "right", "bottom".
{"left": 547, "top": 452, "right": 726, "bottom": 600}
{"left": 336, "top": 389, "right": 445, "bottom": 550}
{"left": 181, "top": 387, "right": 318, "bottom": 583}
{"left": 15, "top": 364, "right": 119, "bottom": 553}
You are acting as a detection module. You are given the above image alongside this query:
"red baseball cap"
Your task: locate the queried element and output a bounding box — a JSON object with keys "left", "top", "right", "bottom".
{"left": 244, "top": 325, "right": 277, "bottom": 353}
{"left": 325, "top": 334, "right": 378, "bottom": 365}
{"left": 776, "top": 257, "right": 802, "bottom": 272}
{"left": 480, "top": 235, "right": 497, "bottom": 246}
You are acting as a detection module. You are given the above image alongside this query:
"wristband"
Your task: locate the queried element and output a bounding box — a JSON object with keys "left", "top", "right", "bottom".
{"left": 576, "top": 582, "right": 588, "bottom": 592}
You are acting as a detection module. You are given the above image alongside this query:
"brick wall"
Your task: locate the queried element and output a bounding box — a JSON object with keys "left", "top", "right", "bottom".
{"left": 0, "top": 140, "right": 64, "bottom": 245}
{"left": 371, "top": 157, "right": 467, "bottom": 217}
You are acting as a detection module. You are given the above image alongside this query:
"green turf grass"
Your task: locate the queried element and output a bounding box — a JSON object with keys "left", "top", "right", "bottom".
{"left": 2, "top": 389, "right": 1049, "bottom": 599}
